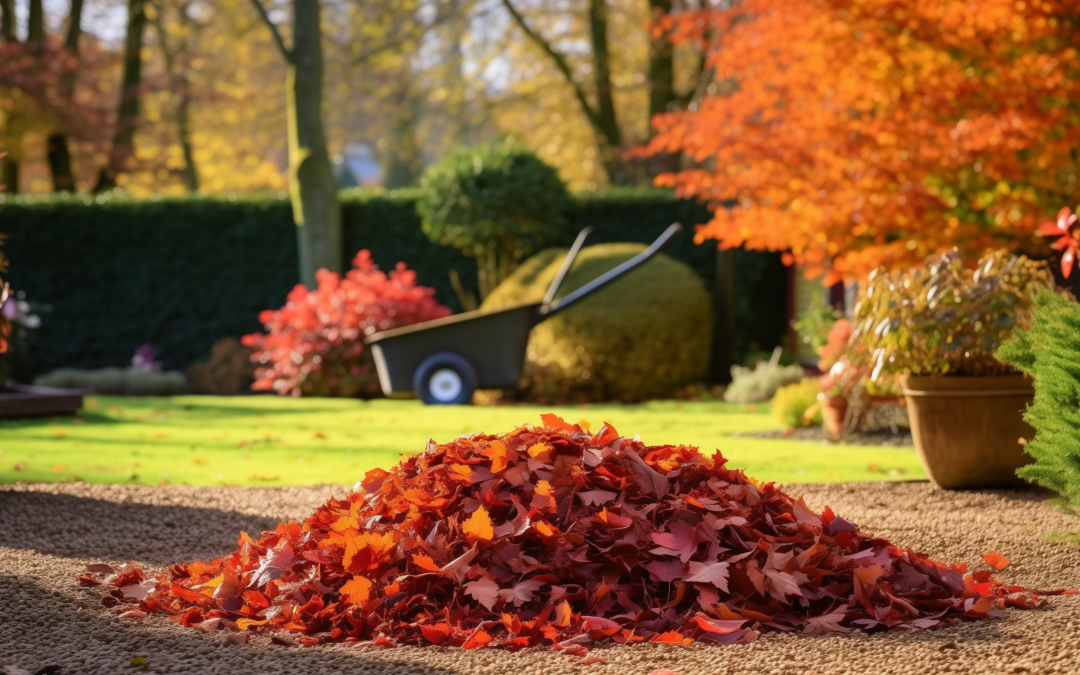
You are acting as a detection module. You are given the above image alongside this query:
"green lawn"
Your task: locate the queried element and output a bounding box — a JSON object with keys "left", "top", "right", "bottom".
{"left": 0, "top": 396, "right": 924, "bottom": 486}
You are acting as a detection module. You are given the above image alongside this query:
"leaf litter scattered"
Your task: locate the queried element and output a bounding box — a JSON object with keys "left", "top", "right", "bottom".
{"left": 87, "top": 414, "right": 1073, "bottom": 653}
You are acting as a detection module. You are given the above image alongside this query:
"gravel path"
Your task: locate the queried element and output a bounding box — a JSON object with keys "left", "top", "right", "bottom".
{"left": 1, "top": 481, "right": 1078, "bottom": 675}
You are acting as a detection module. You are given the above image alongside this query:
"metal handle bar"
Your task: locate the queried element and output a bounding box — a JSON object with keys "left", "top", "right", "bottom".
{"left": 543, "top": 227, "right": 594, "bottom": 305}
{"left": 537, "top": 222, "right": 683, "bottom": 320}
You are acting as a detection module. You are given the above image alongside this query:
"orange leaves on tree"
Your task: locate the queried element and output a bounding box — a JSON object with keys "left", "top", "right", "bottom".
{"left": 93, "top": 413, "right": 1066, "bottom": 652}
{"left": 981, "top": 551, "right": 1011, "bottom": 571}
{"left": 340, "top": 576, "right": 373, "bottom": 605}
{"left": 640, "top": 0, "right": 1080, "bottom": 284}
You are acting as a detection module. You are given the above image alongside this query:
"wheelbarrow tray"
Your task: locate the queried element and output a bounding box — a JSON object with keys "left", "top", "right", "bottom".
{"left": 368, "top": 302, "right": 541, "bottom": 397}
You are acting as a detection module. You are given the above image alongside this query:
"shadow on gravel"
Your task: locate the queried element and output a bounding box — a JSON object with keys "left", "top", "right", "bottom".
{"left": 0, "top": 491, "right": 282, "bottom": 565}
{"left": 0, "top": 574, "right": 458, "bottom": 675}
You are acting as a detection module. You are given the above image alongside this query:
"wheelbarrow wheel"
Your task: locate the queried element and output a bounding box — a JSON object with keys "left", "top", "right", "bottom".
{"left": 413, "top": 352, "right": 478, "bottom": 405}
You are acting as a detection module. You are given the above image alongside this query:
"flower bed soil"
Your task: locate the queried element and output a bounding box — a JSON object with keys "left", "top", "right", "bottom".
{"left": 734, "top": 428, "right": 914, "bottom": 447}
{"left": 1, "top": 480, "right": 1078, "bottom": 675}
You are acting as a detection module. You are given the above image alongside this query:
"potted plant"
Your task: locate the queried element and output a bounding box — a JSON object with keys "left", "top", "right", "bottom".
{"left": 850, "top": 248, "right": 1058, "bottom": 488}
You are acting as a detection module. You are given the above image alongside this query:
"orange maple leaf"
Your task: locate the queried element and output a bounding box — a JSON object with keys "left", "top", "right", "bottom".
{"left": 340, "top": 575, "right": 372, "bottom": 604}
{"left": 540, "top": 413, "right": 576, "bottom": 433}
{"left": 554, "top": 599, "right": 572, "bottom": 627}
{"left": 463, "top": 505, "right": 494, "bottom": 541}
{"left": 981, "top": 551, "right": 1011, "bottom": 571}
{"left": 650, "top": 630, "right": 689, "bottom": 645}
{"left": 482, "top": 440, "right": 509, "bottom": 473}
{"left": 462, "top": 628, "right": 492, "bottom": 649}
{"left": 412, "top": 552, "right": 442, "bottom": 573}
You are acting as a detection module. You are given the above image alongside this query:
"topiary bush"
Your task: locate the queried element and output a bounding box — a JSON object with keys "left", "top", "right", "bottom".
{"left": 418, "top": 144, "right": 570, "bottom": 306}
{"left": 771, "top": 378, "right": 823, "bottom": 429}
{"left": 480, "top": 243, "right": 710, "bottom": 403}
{"left": 997, "top": 290, "right": 1080, "bottom": 506}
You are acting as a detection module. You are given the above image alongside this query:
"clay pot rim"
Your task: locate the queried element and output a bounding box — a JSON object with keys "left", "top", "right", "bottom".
{"left": 900, "top": 373, "right": 1033, "bottom": 397}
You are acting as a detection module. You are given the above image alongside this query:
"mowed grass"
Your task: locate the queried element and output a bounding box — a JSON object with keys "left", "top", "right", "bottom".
{"left": 0, "top": 396, "right": 924, "bottom": 486}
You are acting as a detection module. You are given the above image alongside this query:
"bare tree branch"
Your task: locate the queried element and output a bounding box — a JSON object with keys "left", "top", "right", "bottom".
{"left": 498, "top": 0, "right": 601, "bottom": 133}
{"left": 249, "top": 0, "right": 292, "bottom": 62}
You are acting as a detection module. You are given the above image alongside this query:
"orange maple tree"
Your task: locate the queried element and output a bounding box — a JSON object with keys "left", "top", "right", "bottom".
{"left": 641, "top": 0, "right": 1080, "bottom": 283}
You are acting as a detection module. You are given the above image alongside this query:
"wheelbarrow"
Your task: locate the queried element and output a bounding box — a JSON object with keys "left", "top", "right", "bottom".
{"left": 365, "top": 223, "right": 683, "bottom": 404}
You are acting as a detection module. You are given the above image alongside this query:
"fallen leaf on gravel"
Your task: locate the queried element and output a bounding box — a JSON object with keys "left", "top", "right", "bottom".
{"left": 236, "top": 619, "right": 267, "bottom": 631}
{"left": 98, "top": 415, "right": 1068, "bottom": 653}
{"left": 85, "top": 564, "right": 115, "bottom": 575}
{"left": 117, "top": 610, "right": 148, "bottom": 619}
{"left": 982, "top": 551, "right": 1011, "bottom": 570}
{"left": 129, "top": 656, "right": 147, "bottom": 667}
{"left": 222, "top": 634, "right": 248, "bottom": 646}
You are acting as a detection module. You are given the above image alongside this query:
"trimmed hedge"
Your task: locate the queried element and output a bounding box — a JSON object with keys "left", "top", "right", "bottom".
{"left": 0, "top": 188, "right": 785, "bottom": 380}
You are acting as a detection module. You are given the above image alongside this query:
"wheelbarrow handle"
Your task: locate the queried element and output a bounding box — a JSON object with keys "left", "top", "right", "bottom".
{"left": 537, "top": 222, "right": 683, "bottom": 320}
{"left": 542, "top": 226, "right": 594, "bottom": 305}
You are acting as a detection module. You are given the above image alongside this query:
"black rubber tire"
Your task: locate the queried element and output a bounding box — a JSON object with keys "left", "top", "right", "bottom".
{"left": 412, "top": 352, "right": 478, "bottom": 405}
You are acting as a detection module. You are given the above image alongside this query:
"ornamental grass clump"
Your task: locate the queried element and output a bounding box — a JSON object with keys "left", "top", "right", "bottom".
{"left": 851, "top": 249, "right": 1057, "bottom": 380}
{"left": 88, "top": 415, "right": 1069, "bottom": 652}
{"left": 998, "top": 290, "right": 1080, "bottom": 506}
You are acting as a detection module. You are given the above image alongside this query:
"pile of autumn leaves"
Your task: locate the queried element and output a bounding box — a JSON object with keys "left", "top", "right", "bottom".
{"left": 89, "top": 415, "right": 1062, "bottom": 651}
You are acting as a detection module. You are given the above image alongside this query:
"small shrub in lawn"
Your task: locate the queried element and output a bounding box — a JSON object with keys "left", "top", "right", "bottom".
{"left": 243, "top": 250, "right": 450, "bottom": 397}
{"left": 772, "top": 378, "right": 823, "bottom": 429}
{"left": 724, "top": 347, "right": 805, "bottom": 403}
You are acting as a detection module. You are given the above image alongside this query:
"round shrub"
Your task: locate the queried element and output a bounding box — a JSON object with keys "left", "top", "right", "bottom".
{"left": 418, "top": 144, "right": 570, "bottom": 301}
{"left": 481, "top": 243, "right": 711, "bottom": 403}
{"left": 771, "top": 378, "right": 824, "bottom": 429}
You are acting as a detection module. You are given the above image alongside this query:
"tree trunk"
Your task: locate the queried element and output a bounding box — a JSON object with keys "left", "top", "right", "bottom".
{"left": 381, "top": 87, "right": 422, "bottom": 189}
{"left": 288, "top": 0, "right": 342, "bottom": 286}
{"left": 647, "top": 0, "right": 674, "bottom": 119}
{"left": 0, "top": 153, "right": 17, "bottom": 194}
{"left": 95, "top": 0, "right": 149, "bottom": 192}
{"left": 48, "top": 0, "right": 85, "bottom": 192}
{"left": 27, "top": 0, "right": 44, "bottom": 46}
{"left": 0, "top": 0, "right": 15, "bottom": 42}
{"left": 587, "top": 0, "right": 623, "bottom": 182}
{"left": 174, "top": 75, "right": 199, "bottom": 191}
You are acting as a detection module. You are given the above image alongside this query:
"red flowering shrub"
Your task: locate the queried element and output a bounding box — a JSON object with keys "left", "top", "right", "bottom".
{"left": 242, "top": 251, "right": 451, "bottom": 397}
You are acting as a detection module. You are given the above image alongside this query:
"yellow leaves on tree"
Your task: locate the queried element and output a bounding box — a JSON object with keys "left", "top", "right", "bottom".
{"left": 642, "top": 0, "right": 1080, "bottom": 284}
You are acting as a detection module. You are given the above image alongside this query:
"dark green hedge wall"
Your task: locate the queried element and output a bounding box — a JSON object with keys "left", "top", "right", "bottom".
{"left": 0, "top": 189, "right": 785, "bottom": 381}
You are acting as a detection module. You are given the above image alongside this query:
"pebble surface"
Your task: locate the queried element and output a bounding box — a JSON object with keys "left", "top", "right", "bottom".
{"left": 1, "top": 480, "right": 1077, "bottom": 675}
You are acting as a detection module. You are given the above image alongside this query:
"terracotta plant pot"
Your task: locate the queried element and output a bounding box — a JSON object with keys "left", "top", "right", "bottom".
{"left": 820, "top": 395, "right": 848, "bottom": 441}
{"left": 901, "top": 374, "right": 1034, "bottom": 489}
